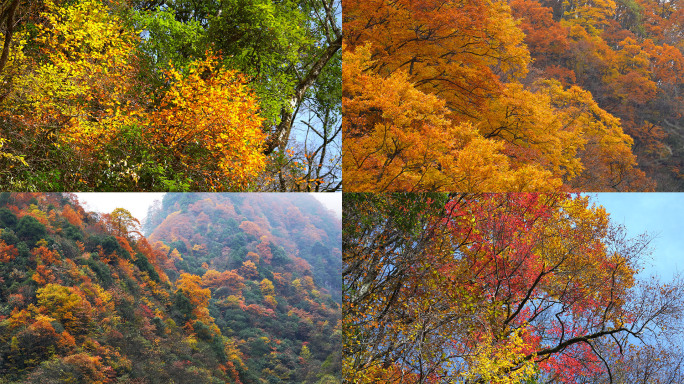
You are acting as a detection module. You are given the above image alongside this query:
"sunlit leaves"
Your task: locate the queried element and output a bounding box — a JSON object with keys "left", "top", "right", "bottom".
{"left": 149, "top": 54, "right": 266, "bottom": 190}
{"left": 460, "top": 329, "right": 538, "bottom": 384}
{"left": 11, "top": 0, "right": 140, "bottom": 145}
{"left": 0, "top": 0, "right": 339, "bottom": 191}
{"left": 344, "top": 0, "right": 654, "bottom": 191}
{"left": 343, "top": 44, "right": 559, "bottom": 192}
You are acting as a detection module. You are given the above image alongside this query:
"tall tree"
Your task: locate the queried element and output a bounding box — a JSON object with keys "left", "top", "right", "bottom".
{"left": 344, "top": 193, "right": 684, "bottom": 383}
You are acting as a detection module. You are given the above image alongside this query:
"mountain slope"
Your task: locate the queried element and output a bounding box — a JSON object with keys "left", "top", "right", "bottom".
{"left": 0, "top": 192, "right": 341, "bottom": 384}
{"left": 145, "top": 193, "right": 342, "bottom": 383}
{"left": 0, "top": 192, "right": 243, "bottom": 383}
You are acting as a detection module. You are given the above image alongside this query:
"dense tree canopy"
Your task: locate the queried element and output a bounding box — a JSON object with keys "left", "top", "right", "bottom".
{"left": 344, "top": 0, "right": 684, "bottom": 191}
{"left": 511, "top": 0, "right": 684, "bottom": 190}
{"left": 344, "top": 193, "right": 684, "bottom": 383}
{"left": 0, "top": 0, "right": 341, "bottom": 191}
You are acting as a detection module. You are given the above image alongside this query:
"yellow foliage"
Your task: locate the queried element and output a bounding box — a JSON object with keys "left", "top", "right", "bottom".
{"left": 260, "top": 278, "right": 275, "bottom": 296}
{"left": 0, "top": 138, "right": 27, "bottom": 167}
{"left": 11, "top": 0, "right": 141, "bottom": 149}
{"left": 459, "top": 329, "right": 537, "bottom": 384}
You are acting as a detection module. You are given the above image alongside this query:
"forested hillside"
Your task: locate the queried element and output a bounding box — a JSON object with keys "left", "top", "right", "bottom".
{"left": 0, "top": 192, "right": 341, "bottom": 383}
{"left": 512, "top": 0, "right": 684, "bottom": 190}
{"left": 145, "top": 193, "right": 342, "bottom": 382}
{"left": 0, "top": 0, "right": 341, "bottom": 191}
{"left": 343, "top": 0, "right": 684, "bottom": 191}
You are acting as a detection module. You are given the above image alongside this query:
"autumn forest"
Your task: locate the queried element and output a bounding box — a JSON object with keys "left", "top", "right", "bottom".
{"left": 344, "top": 0, "right": 684, "bottom": 191}
{"left": 0, "top": 0, "right": 341, "bottom": 191}
{"left": 0, "top": 192, "right": 342, "bottom": 383}
{"left": 5, "top": 0, "right": 684, "bottom": 383}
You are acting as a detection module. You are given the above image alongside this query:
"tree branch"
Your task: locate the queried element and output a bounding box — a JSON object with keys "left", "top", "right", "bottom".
{"left": 262, "top": 33, "right": 342, "bottom": 155}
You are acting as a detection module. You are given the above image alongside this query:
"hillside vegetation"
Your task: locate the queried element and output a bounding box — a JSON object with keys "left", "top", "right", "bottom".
{"left": 0, "top": 192, "right": 341, "bottom": 383}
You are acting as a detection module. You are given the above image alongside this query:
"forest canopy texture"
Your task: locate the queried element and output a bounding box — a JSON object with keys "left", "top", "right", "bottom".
{"left": 0, "top": 192, "right": 341, "bottom": 383}
{"left": 343, "top": 0, "right": 684, "bottom": 191}
{"left": 0, "top": 0, "right": 341, "bottom": 191}
{"left": 343, "top": 193, "right": 684, "bottom": 383}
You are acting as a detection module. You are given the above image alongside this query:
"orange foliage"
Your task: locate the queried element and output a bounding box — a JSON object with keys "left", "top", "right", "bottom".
{"left": 147, "top": 55, "right": 266, "bottom": 190}
{"left": 239, "top": 221, "right": 262, "bottom": 238}
{"left": 0, "top": 240, "right": 18, "bottom": 262}
{"left": 343, "top": 44, "right": 560, "bottom": 191}
{"left": 10, "top": 193, "right": 41, "bottom": 207}
{"left": 246, "top": 251, "right": 260, "bottom": 264}
{"left": 256, "top": 237, "right": 272, "bottom": 263}
{"left": 201, "top": 269, "right": 245, "bottom": 293}
{"left": 511, "top": 0, "right": 570, "bottom": 69}
{"left": 244, "top": 304, "right": 275, "bottom": 318}
{"left": 62, "top": 204, "right": 83, "bottom": 227}
{"left": 32, "top": 243, "right": 60, "bottom": 265}
{"left": 509, "top": 0, "right": 684, "bottom": 189}
{"left": 117, "top": 259, "right": 135, "bottom": 280}
{"left": 263, "top": 295, "right": 278, "bottom": 309}
{"left": 291, "top": 256, "right": 312, "bottom": 275}
{"left": 344, "top": 0, "right": 657, "bottom": 191}
{"left": 116, "top": 237, "right": 136, "bottom": 260}
{"left": 152, "top": 240, "right": 170, "bottom": 254}
{"left": 33, "top": 264, "right": 56, "bottom": 285}
{"left": 239, "top": 260, "right": 258, "bottom": 279}
{"left": 166, "top": 248, "right": 183, "bottom": 270}
{"left": 271, "top": 272, "right": 286, "bottom": 287}
{"left": 344, "top": 0, "right": 529, "bottom": 111}
{"left": 175, "top": 273, "right": 211, "bottom": 321}
{"left": 135, "top": 237, "right": 158, "bottom": 265}
{"left": 61, "top": 353, "right": 111, "bottom": 384}
{"left": 58, "top": 330, "right": 77, "bottom": 352}
{"left": 8, "top": 307, "right": 33, "bottom": 330}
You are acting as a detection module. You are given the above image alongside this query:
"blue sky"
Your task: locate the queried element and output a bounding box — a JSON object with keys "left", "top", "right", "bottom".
{"left": 589, "top": 193, "right": 684, "bottom": 281}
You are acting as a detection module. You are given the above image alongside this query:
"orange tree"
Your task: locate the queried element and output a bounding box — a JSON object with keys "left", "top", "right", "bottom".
{"left": 510, "top": 0, "right": 684, "bottom": 190}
